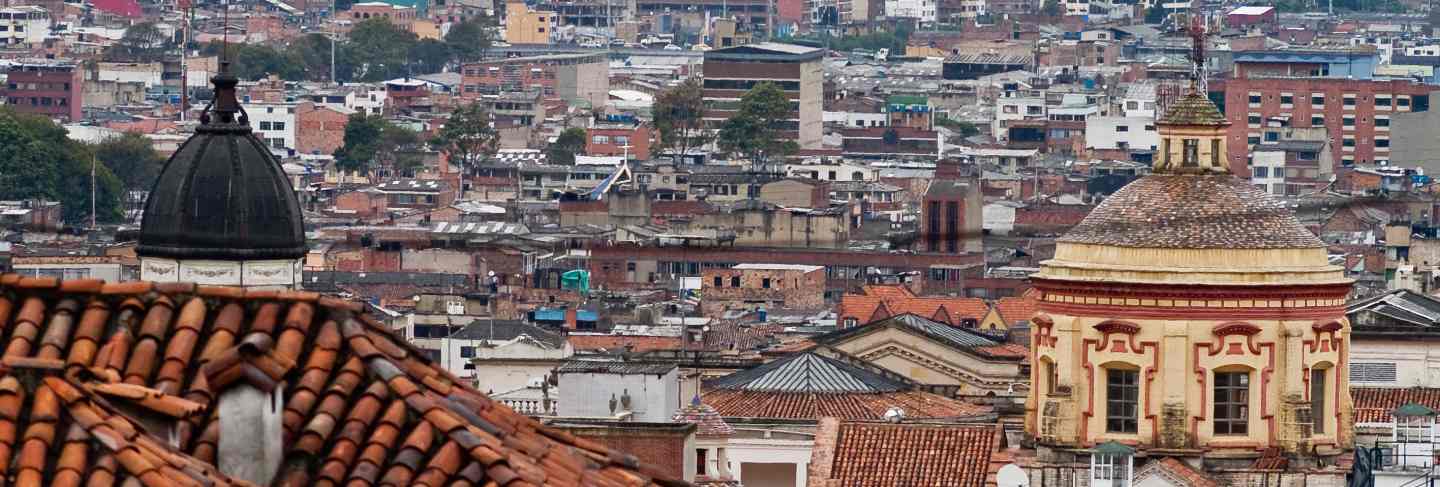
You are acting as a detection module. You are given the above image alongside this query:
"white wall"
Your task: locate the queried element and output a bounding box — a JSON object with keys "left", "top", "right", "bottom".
{"left": 1250, "top": 150, "right": 1287, "bottom": 195}
{"left": 726, "top": 438, "right": 813, "bottom": 487}
{"left": 243, "top": 102, "right": 297, "bottom": 152}
{"left": 1086, "top": 116, "right": 1159, "bottom": 151}
{"left": 1351, "top": 338, "right": 1440, "bottom": 388}
{"left": 557, "top": 369, "right": 680, "bottom": 422}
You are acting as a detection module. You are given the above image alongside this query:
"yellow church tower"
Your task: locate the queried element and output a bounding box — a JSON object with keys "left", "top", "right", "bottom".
{"left": 1023, "top": 88, "right": 1355, "bottom": 482}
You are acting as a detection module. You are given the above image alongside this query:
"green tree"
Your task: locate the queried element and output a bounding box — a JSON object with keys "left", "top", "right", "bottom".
{"left": 201, "top": 41, "right": 303, "bottom": 80}
{"left": 937, "top": 118, "right": 980, "bottom": 137}
{"left": 334, "top": 113, "right": 387, "bottom": 174}
{"left": 716, "top": 82, "right": 798, "bottom": 167}
{"left": 287, "top": 33, "right": 356, "bottom": 83}
{"left": 445, "top": 19, "right": 492, "bottom": 63}
{"left": 653, "top": 78, "right": 708, "bottom": 164}
{"left": 0, "top": 108, "right": 123, "bottom": 225}
{"left": 348, "top": 18, "right": 419, "bottom": 81}
{"left": 430, "top": 101, "right": 499, "bottom": 171}
{"left": 106, "top": 22, "right": 173, "bottom": 63}
{"left": 409, "top": 38, "right": 452, "bottom": 75}
{"left": 549, "top": 127, "right": 588, "bottom": 165}
{"left": 95, "top": 132, "right": 166, "bottom": 193}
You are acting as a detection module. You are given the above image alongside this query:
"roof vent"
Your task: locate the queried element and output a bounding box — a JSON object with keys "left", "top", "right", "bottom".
{"left": 884, "top": 406, "right": 906, "bottom": 423}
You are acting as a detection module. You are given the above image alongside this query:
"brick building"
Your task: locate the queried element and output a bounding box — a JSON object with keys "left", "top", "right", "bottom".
{"left": 294, "top": 102, "right": 350, "bottom": 156}
{"left": 919, "top": 161, "right": 983, "bottom": 254}
{"left": 374, "top": 179, "right": 457, "bottom": 210}
{"left": 586, "top": 121, "right": 653, "bottom": 160}
{"left": 459, "top": 53, "right": 609, "bottom": 109}
{"left": 703, "top": 43, "right": 824, "bottom": 150}
{"left": 1220, "top": 77, "right": 1432, "bottom": 170}
{"left": 347, "top": 2, "right": 416, "bottom": 30}
{"left": 1, "top": 60, "right": 82, "bottom": 121}
{"left": 700, "top": 263, "right": 825, "bottom": 314}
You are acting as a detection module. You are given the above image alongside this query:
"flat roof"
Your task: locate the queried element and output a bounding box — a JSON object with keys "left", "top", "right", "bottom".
{"left": 732, "top": 263, "right": 825, "bottom": 272}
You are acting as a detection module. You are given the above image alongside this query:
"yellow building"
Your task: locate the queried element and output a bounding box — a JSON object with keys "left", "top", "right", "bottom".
{"left": 1024, "top": 92, "right": 1354, "bottom": 485}
{"left": 504, "top": 0, "right": 555, "bottom": 45}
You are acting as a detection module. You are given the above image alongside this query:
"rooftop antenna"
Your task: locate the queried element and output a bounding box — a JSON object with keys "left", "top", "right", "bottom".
{"left": 1186, "top": 11, "right": 1208, "bottom": 95}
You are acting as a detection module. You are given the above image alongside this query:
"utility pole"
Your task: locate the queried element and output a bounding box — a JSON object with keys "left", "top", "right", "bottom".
{"left": 90, "top": 154, "right": 97, "bottom": 231}
{"left": 331, "top": 0, "right": 338, "bottom": 86}
{"left": 179, "top": 2, "right": 190, "bottom": 121}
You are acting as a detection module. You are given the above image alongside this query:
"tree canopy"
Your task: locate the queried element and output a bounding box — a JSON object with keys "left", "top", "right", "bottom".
{"left": 716, "top": 82, "right": 799, "bottom": 167}
{"left": 430, "top": 101, "right": 499, "bottom": 170}
{"left": 549, "top": 127, "right": 588, "bottom": 165}
{"left": 334, "top": 113, "right": 423, "bottom": 176}
{"left": 106, "top": 22, "right": 174, "bottom": 63}
{"left": 653, "top": 78, "right": 708, "bottom": 164}
{"left": 0, "top": 108, "right": 124, "bottom": 225}
{"left": 95, "top": 132, "right": 167, "bottom": 193}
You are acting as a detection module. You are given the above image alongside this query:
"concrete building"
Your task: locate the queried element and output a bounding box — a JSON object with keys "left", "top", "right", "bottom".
{"left": 1, "top": 60, "right": 82, "bottom": 121}
{"left": 1221, "top": 77, "right": 1431, "bottom": 170}
{"left": 700, "top": 263, "right": 825, "bottom": 314}
{"left": 586, "top": 121, "right": 653, "bottom": 160}
{"left": 1085, "top": 116, "right": 1159, "bottom": 153}
{"left": 242, "top": 101, "right": 297, "bottom": 154}
{"left": 556, "top": 361, "right": 681, "bottom": 422}
{"left": 460, "top": 53, "right": 609, "bottom": 109}
{"left": 347, "top": 2, "right": 417, "bottom": 30}
{"left": 1023, "top": 92, "right": 1353, "bottom": 485}
{"left": 1247, "top": 127, "right": 1333, "bottom": 196}
{"left": 0, "top": 6, "right": 50, "bottom": 46}
{"left": 885, "top": 0, "right": 937, "bottom": 22}
{"left": 703, "top": 43, "right": 825, "bottom": 150}
{"left": 504, "top": 0, "right": 556, "bottom": 44}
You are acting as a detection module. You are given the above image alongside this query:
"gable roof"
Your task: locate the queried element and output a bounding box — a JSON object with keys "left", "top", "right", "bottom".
{"left": 1133, "top": 457, "right": 1220, "bottom": 487}
{"left": 837, "top": 286, "right": 989, "bottom": 325}
{"left": 993, "top": 295, "right": 1039, "bottom": 325}
{"left": 706, "top": 352, "right": 905, "bottom": 393}
{"left": 1347, "top": 289, "right": 1440, "bottom": 332}
{"left": 813, "top": 419, "right": 998, "bottom": 487}
{"left": 700, "top": 388, "right": 989, "bottom": 421}
{"left": 0, "top": 275, "right": 684, "bottom": 487}
{"left": 815, "top": 314, "right": 1023, "bottom": 360}
{"left": 1353, "top": 387, "right": 1440, "bottom": 423}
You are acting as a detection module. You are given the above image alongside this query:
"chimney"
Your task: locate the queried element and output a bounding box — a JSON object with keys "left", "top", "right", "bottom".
{"left": 203, "top": 334, "right": 291, "bottom": 485}
{"left": 564, "top": 307, "right": 578, "bottom": 329}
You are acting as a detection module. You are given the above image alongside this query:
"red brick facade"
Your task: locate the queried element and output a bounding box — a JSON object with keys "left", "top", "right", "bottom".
{"left": 1, "top": 62, "right": 81, "bottom": 121}
{"left": 1220, "top": 78, "right": 1432, "bottom": 169}
{"left": 295, "top": 102, "right": 348, "bottom": 156}
{"left": 586, "top": 123, "right": 653, "bottom": 160}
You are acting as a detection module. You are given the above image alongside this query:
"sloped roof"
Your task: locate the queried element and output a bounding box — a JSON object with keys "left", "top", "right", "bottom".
{"left": 0, "top": 275, "right": 684, "bottom": 486}
{"left": 1133, "top": 457, "right": 1220, "bottom": 487}
{"left": 1347, "top": 289, "right": 1440, "bottom": 330}
{"left": 671, "top": 399, "right": 734, "bottom": 437}
{"left": 837, "top": 286, "right": 989, "bottom": 326}
{"left": 700, "top": 388, "right": 988, "bottom": 420}
{"left": 1157, "top": 92, "right": 1227, "bottom": 126}
{"left": 819, "top": 420, "right": 998, "bottom": 486}
{"left": 1354, "top": 387, "right": 1440, "bottom": 423}
{"left": 994, "top": 295, "right": 1039, "bottom": 325}
{"left": 706, "top": 352, "right": 905, "bottom": 393}
{"left": 816, "top": 314, "right": 1019, "bottom": 360}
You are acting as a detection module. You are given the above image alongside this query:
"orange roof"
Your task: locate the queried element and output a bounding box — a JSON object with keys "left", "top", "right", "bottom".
{"left": 994, "top": 295, "right": 1039, "bottom": 325}
{"left": 701, "top": 389, "right": 989, "bottom": 420}
{"left": 1353, "top": 387, "right": 1440, "bottom": 423}
{"left": 568, "top": 334, "right": 685, "bottom": 353}
{"left": 819, "top": 421, "right": 999, "bottom": 487}
{"left": 838, "top": 285, "right": 988, "bottom": 326}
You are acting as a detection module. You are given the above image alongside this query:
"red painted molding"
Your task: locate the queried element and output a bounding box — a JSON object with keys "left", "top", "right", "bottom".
{"left": 1312, "top": 320, "right": 1343, "bottom": 333}
{"left": 1095, "top": 320, "right": 1141, "bottom": 335}
{"left": 1213, "top": 322, "right": 1262, "bottom": 337}
{"left": 1037, "top": 301, "right": 1348, "bottom": 320}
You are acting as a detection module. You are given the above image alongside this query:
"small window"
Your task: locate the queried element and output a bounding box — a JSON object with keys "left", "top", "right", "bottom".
{"left": 1247, "top": 115, "right": 1262, "bottom": 125}
{"left": 1280, "top": 95, "right": 1294, "bottom": 105}
{"left": 1116, "top": 125, "right": 1129, "bottom": 132}
{"left": 460, "top": 346, "right": 476, "bottom": 358}
{"left": 730, "top": 276, "right": 740, "bottom": 287}
{"left": 1214, "top": 371, "right": 1250, "bottom": 435}
{"left": 761, "top": 278, "right": 771, "bottom": 289}
{"left": 1312, "top": 95, "right": 1325, "bottom": 105}
{"left": 1106, "top": 369, "right": 1139, "bottom": 433}
{"left": 1311, "top": 116, "right": 1325, "bottom": 126}
{"left": 1253, "top": 167, "right": 1269, "bottom": 178}
{"left": 1311, "top": 368, "right": 1327, "bottom": 434}
{"left": 1376, "top": 118, "right": 1391, "bottom": 127}
{"left": 1343, "top": 138, "right": 1356, "bottom": 147}
{"left": 1248, "top": 94, "right": 1262, "bottom": 104}
{"left": 1344, "top": 97, "right": 1356, "bottom": 107}
{"left": 1377, "top": 97, "right": 1392, "bottom": 107}
{"left": 1343, "top": 116, "right": 1355, "bottom": 127}
{"left": 1376, "top": 139, "right": 1391, "bottom": 148}
{"left": 696, "top": 448, "right": 707, "bottom": 476}
{"left": 713, "top": 276, "right": 723, "bottom": 287}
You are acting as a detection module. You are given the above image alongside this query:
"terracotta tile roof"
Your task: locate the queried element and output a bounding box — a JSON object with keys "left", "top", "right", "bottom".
{"left": 0, "top": 275, "right": 685, "bottom": 487}
{"left": 1157, "top": 92, "right": 1227, "bottom": 126}
{"left": 671, "top": 399, "right": 734, "bottom": 437}
{"left": 1353, "top": 387, "right": 1440, "bottom": 423}
{"left": 975, "top": 343, "right": 1029, "bottom": 359}
{"left": 838, "top": 286, "right": 988, "bottom": 326}
{"left": 1133, "top": 457, "right": 1220, "bottom": 487}
{"left": 1057, "top": 175, "right": 1325, "bottom": 249}
{"left": 568, "top": 334, "right": 685, "bottom": 353}
{"left": 815, "top": 314, "right": 1022, "bottom": 361}
{"left": 824, "top": 421, "right": 997, "bottom": 486}
{"left": 993, "top": 296, "right": 1039, "bottom": 326}
{"left": 701, "top": 389, "right": 989, "bottom": 421}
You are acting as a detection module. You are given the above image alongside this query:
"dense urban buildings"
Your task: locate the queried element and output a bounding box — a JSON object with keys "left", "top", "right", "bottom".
{"left": 4, "top": 0, "right": 1440, "bottom": 485}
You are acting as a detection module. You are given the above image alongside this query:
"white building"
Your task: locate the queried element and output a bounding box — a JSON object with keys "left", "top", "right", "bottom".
{"left": 992, "top": 94, "right": 1046, "bottom": 141}
{"left": 884, "top": 0, "right": 937, "bottom": 22}
{"left": 784, "top": 159, "right": 878, "bottom": 181}
{"left": 1249, "top": 146, "right": 1287, "bottom": 195}
{"left": 0, "top": 7, "right": 50, "bottom": 46}
{"left": 822, "top": 109, "right": 888, "bottom": 129}
{"left": 556, "top": 361, "right": 681, "bottom": 422}
{"left": 243, "top": 102, "right": 297, "bottom": 154}
{"left": 957, "top": 0, "right": 986, "bottom": 18}
{"left": 1085, "top": 116, "right": 1159, "bottom": 152}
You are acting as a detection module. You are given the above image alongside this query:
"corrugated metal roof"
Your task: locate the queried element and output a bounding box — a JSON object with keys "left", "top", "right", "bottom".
{"left": 555, "top": 360, "right": 678, "bottom": 375}
{"left": 707, "top": 352, "right": 905, "bottom": 393}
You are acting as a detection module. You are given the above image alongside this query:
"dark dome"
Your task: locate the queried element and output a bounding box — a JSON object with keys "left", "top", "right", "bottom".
{"left": 138, "top": 70, "right": 305, "bottom": 260}
{"left": 1057, "top": 174, "right": 1324, "bottom": 250}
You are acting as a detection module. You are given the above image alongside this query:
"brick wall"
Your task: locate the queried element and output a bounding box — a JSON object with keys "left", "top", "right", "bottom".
{"left": 557, "top": 424, "right": 695, "bottom": 480}
{"left": 700, "top": 267, "right": 825, "bottom": 313}
{"left": 295, "top": 102, "right": 348, "bottom": 156}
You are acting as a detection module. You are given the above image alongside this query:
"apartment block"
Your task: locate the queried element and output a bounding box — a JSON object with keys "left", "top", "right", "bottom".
{"left": 702, "top": 42, "right": 824, "bottom": 150}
